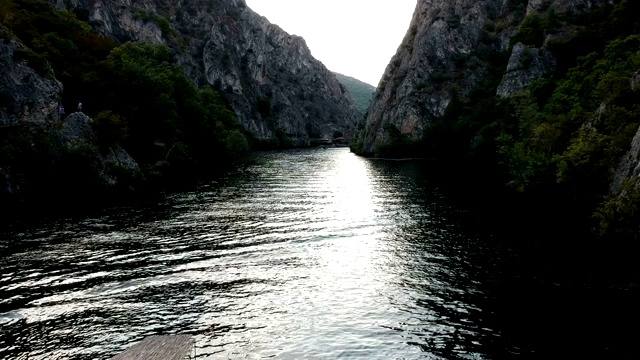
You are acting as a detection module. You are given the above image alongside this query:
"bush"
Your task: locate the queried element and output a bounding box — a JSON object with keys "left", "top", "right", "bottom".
{"left": 446, "top": 15, "right": 461, "bottom": 28}
{"left": 1, "top": 0, "right": 119, "bottom": 112}
{"left": 595, "top": 178, "right": 640, "bottom": 240}
{"left": 0, "top": 0, "right": 251, "bottom": 211}
{"left": 510, "top": 14, "right": 544, "bottom": 48}
{"left": 92, "top": 110, "right": 127, "bottom": 147}
{"left": 429, "top": 71, "right": 454, "bottom": 82}
{"left": 134, "top": 10, "right": 176, "bottom": 37}
{"left": 12, "top": 47, "right": 52, "bottom": 78}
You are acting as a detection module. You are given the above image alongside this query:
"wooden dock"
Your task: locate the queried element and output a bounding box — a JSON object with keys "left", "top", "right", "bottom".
{"left": 111, "top": 335, "right": 195, "bottom": 360}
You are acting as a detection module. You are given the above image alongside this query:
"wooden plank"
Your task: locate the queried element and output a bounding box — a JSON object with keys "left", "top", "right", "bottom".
{"left": 111, "top": 335, "right": 193, "bottom": 360}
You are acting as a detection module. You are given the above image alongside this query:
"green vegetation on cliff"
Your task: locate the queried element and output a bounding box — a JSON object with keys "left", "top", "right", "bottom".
{"left": 99, "top": 42, "right": 248, "bottom": 168}
{"left": 0, "top": 0, "right": 250, "bottom": 213}
{"left": 333, "top": 72, "right": 375, "bottom": 115}
{"left": 370, "top": 0, "right": 640, "bottom": 241}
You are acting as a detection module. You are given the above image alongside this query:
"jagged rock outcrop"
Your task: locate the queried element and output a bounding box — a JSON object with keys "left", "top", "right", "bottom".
{"left": 0, "top": 40, "right": 61, "bottom": 126}
{"left": 360, "top": 0, "right": 614, "bottom": 154}
{"left": 497, "top": 42, "right": 556, "bottom": 96}
{"left": 611, "top": 124, "right": 640, "bottom": 195}
{"left": 51, "top": 0, "right": 360, "bottom": 145}
{"left": 1, "top": 36, "right": 139, "bottom": 201}
{"left": 632, "top": 70, "right": 640, "bottom": 91}
{"left": 360, "top": 0, "right": 505, "bottom": 154}
{"left": 611, "top": 67, "right": 640, "bottom": 195}
{"left": 56, "top": 112, "right": 140, "bottom": 187}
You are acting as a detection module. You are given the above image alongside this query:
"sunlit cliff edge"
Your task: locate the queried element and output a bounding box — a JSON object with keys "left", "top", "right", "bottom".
{"left": 50, "top": 0, "right": 360, "bottom": 144}
{"left": 0, "top": 0, "right": 361, "bottom": 216}
{"left": 359, "top": 0, "right": 615, "bottom": 152}
{"left": 355, "top": 0, "right": 639, "bottom": 239}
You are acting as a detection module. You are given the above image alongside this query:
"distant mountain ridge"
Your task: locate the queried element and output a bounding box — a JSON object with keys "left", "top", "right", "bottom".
{"left": 333, "top": 73, "right": 376, "bottom": 115}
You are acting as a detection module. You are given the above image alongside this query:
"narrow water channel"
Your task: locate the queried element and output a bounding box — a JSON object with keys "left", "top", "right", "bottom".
{"left": 0, "top": 148, "right": 638, "bottom": 359}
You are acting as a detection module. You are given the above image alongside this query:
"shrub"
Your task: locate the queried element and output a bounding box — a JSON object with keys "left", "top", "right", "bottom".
{"left": 134, "top": 10, "right": 176, "bottom": 37}
{"left": 595, "top": 178, "right": 640, "bottom": 240}
{"left": 510, "top": 14, "right": 544, "bottom": 48}
{"left": 484, "top": 22, "right": 496, "bottom": 32}
{"left": 519, "top": 47, "right": 535, "bottom": 68}
{"left": 446, "top": 15, "right": 461, "bottom": 28}
{"left": 429, "top": 71, "right": 454, "bottom": 82}
{"left": 12, "top": 47, "right": 52, "bottom": 78}
{"left": 92, "top": 110, "right": 127, "bottom": 147}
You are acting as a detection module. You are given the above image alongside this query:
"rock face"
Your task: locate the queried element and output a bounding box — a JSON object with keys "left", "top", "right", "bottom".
{"left": 611, "top": 124, "right": 640, "bottom": 195}
{"left": 360, "top": 0, "right": 505, "bottom": 154}
{"left": 51, "top": 0, "right": 360, "bottom": 145}
{"left": 360, "top": 0, "right": 613, "bottom": 154}
{"left": 0, "top": 40, "right": 62, "bottom": 126}
{"left": 57, "top": 112, "right": 140, "bottom": 187}
{"left": 496, "top": 42, "right": 556, "bottom": 97}
{"left": 0, "top": 36, "right": 139, "bottom": 200}
{"left": 3, "top": 0, "right": 362, "bottom": 212}
{"left": 612, "top": 62, "right": 640, "bottom": 196}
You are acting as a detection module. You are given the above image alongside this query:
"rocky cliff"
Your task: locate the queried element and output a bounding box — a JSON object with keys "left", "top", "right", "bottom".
{"left": 357, "top": 0, "right": 639, "bottom": 237}
{"left": 611, "top": 67, "right": 640, "bottom": 192}
{"left": 0, "top": 40, "right": 61, "bottom": 126}
{"left": 0, "top": 37, "right": 139, "bottom": 212}
{"left": 359, "top": 0, "right": 612, "bottom": 154}
{"left": 360, "top": 0, "right": 502, "bottom": 154}
{"left": 1, "top": 0, "right": 362, "bottom": 215}
{"left": 51, "top": 0, "right": 360, "bottom": 145}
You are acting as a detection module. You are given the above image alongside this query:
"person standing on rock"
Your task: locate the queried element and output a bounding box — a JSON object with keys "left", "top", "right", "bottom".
{"left": 58, "top": 105, "right": 65, "bottom": 120}
{"left": 78, "top": 102, "right": 83, "bottom": 113}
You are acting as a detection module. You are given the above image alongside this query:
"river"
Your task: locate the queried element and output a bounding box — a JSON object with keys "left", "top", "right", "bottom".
{"left": 0, "top": 148, "right": 638, "bottom": 359}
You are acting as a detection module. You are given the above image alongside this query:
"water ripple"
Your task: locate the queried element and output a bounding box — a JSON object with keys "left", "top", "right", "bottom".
{"left": 2, "top": 148, "right": 604, "bottom": 359}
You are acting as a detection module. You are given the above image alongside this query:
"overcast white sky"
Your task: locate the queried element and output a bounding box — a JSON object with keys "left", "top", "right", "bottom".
{"left": 244, "top": 0, "right": 417, "bottom": 87}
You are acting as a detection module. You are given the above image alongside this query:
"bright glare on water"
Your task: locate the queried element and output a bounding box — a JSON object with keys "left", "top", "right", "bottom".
{"left": 1, "top": 148, "right": 637, "bottom": 359}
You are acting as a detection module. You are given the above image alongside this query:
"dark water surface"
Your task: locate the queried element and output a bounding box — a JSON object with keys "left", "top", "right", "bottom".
{"left": 1, "top": 148, "right": 638, "bottom": 359}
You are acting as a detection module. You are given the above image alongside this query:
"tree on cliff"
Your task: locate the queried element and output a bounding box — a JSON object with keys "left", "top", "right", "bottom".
{"left": 0, "top": 0, "right": 250, "bottom": 214}
{"left": 358, "top": 0, "right": 640, "bottom": 242}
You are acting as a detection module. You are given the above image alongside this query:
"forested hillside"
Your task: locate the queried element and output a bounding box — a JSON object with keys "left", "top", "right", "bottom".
{"left": 354, "top": 0, "right": 640, "bottom": 242}
{"left": 0, "top": 0, "right": 249, "bottom": 215}
{"left": 333, "top": 72, "right": 375, "bottom": 115}
{"left": 424, "top": 1, "right": 640, "bottom": 242}
{"left": 0, "top": 0, "right": 362, "bottom": 217}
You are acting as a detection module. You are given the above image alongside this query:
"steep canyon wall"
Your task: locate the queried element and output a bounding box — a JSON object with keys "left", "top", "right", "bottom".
{"left": 361, "top": 0, "right": 614, "bottom": 154}
{"left": 50, "top": 0, "right": 360, "bottom": 145}
{"left": 359, "top": 0, "right": 640, "bottom": 236}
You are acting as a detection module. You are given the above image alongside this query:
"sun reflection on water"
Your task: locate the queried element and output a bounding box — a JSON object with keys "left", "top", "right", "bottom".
{"left": 0, "top": 148, "right": 502, "bottom": 359}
